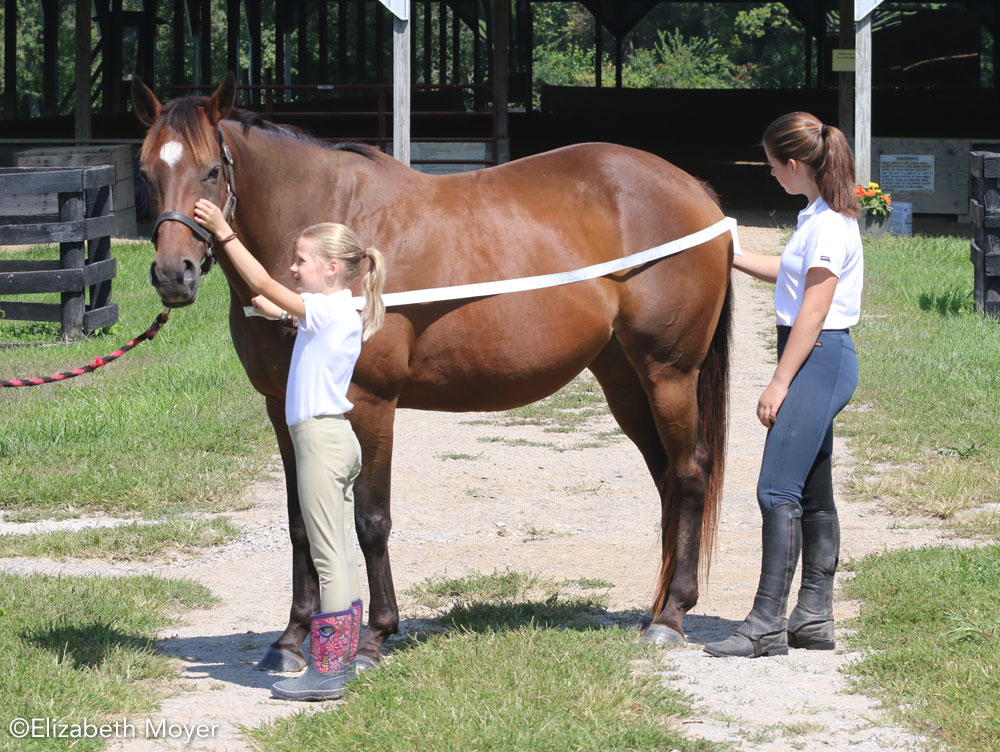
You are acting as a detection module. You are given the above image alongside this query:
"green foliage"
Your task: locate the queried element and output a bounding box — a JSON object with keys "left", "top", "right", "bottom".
{"left": 531, "top": 1, "right": 806, "bottom": 95}
{"left": 651, "top": 28, "right": 747, "bottom": 89}
{"left": 845, "top": 545, "right": 1000, "bottom": 752}
{"left": 533, "top": 43, "right": 596, "bottom": 89}
{"left": 729, "top": 4, "right": 807, "bottom": 88}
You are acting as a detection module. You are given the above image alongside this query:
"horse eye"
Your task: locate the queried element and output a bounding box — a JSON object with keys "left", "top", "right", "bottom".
{"left": 205, "top": 166, "right": 220, "bottom": 181}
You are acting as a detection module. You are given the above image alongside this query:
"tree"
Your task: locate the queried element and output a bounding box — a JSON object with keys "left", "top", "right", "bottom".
{"left": 531, "top": 1, "right": 809, "bottom": 93}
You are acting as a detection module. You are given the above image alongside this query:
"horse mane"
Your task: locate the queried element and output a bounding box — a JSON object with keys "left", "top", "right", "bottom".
{"left": 227, "top": 108, "right": 382, "bottom": 162}
{"left": 141, "top": 95, "right": 382, "bottom": 164}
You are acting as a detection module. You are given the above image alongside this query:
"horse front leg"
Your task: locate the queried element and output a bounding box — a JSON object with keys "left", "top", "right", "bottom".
{"left": 350, "top": 398, "right": 399, "bottom": 663}
{"left": 256, "top": 394, "right": 319, "bottom": 671}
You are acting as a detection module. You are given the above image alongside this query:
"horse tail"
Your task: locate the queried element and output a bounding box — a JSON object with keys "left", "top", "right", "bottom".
{"left": 650, "top": 269, "right": 732, "bottom": 617}
{"left": 696, "top": 275, "right": 732, "bottom": 579}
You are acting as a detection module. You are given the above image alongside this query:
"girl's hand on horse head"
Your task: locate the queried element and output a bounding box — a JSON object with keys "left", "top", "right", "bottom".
{"left": 193, "top": 199, "right": 228, "bottom": 236}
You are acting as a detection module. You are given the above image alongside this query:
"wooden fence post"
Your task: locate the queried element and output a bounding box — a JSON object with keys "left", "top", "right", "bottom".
{"left": 970, "top": 151, "right": 1000, "bottom": 319}
{"left": 58, "top": 189, "right": 86, "bottom": 338}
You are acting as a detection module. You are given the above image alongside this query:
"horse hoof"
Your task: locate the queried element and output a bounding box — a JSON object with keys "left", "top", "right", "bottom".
{"left": 353, "top": 654, "right": 379, "bottom": 673}
{"left": 638, "top": 624, "right": 686, "bottom": 648}
{"left": 256, "top": 647, "right": 306, "bottom": 672}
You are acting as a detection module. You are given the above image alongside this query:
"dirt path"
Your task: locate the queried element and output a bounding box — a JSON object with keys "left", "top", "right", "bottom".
{"left": 1, "top": 221, "right": 961, "bottom": 751}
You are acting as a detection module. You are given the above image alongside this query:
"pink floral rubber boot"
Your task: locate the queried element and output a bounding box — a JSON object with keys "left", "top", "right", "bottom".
{"left": 271, "top": 607, "right": 355, "bottom": 701}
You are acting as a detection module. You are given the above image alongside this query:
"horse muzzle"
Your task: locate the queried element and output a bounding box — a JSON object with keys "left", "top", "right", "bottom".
{"left": 150, "top": 257, "right": 200, "bottom": 307}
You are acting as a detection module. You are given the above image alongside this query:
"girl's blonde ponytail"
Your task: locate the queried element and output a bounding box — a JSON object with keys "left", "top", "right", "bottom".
{"left": 360, "top": 247, "right": 386, "bottom": 341}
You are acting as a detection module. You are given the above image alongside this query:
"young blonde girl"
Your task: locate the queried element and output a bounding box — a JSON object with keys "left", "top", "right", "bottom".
{"left": 194, "top": 199, "right": 385, "bottom": 700}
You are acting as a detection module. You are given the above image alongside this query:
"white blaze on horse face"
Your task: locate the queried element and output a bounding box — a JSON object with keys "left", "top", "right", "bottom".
{"left": 159, "top": 141, "right": 184, "bottom": 169}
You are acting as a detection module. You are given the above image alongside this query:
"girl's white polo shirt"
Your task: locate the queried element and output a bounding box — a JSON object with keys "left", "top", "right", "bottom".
{"left": 774, "top": 196, "right": 864, "bottom": 330}
{"left": 285, "top": 289, "right": 362, "bottom": 427}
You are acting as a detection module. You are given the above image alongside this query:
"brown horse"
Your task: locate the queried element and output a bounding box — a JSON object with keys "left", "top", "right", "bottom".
{"left": 132, "top": 74, "right": 733, "bottom": 669}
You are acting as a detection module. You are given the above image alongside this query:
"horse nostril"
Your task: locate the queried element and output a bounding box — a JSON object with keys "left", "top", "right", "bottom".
{"left": 149, "top": 262, "right": 160, "bottom": 288}
{"left": 181, "top": 257, "right": 199, "bottom": 287}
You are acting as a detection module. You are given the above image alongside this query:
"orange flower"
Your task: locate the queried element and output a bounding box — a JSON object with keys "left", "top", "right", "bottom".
{"left": 885, "top": 196, "right": 891, "bottom": 205}
{"left": 855, "top": 185, "right": 864, "bottom": 196}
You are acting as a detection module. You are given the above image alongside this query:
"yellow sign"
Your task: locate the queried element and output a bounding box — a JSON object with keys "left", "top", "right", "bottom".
{"left": 832, "top": 50, "right": 855, "bottom": 72}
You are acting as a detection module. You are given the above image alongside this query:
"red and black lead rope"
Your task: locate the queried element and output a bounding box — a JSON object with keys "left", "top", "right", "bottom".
{"left": 0, "top": 312, "right": 169, "bottom": 388}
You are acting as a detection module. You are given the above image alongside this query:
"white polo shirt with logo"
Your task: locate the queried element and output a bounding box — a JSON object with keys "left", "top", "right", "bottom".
{"left": 774, "top": 195, "right": 864, "bottom": 330}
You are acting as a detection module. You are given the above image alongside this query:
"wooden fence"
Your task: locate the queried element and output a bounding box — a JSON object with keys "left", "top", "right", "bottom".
{"left": 0, "top": 166, "right": 118, "bottom": 339}
{"left": 970, "top": 152, "right": 1000, "bottom": 319}
{"left": 13, "top": 145, "right": 138, "bottom": 237}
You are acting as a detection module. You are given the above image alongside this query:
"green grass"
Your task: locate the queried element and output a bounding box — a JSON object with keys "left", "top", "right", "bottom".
{"left": 249, "top": 572, "right": 721, "bottom": 752}
{"left": 843, "top": 544, "right": 1000, "bottom": 752}
{"left": 405, "top": 570, "right": 561, "bottom": 610}
{"left": 830, "top": 233, "right": 1000, "bottom": 750}
{"left": 564, "top": 577, "right": 615, "bottom": 590}
{"left": 0, "top": 242, "right": 275, "bottom": 521}
{"left": 0, "top": 516, "right": 240, "bottom": 560}
{"left": 838, "top": 234, "right": 1000, "bottom": 527}
{"left": 0, "top": 572, "right": 214, "bottom": 752}
{"left": 521, "top": 524, "right": 571, "bottom": 542}
{"left": 434, "top": 451, "right": 483, "bottom": 461}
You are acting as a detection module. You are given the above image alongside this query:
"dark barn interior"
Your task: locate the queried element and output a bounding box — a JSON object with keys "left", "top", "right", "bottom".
{"left": 1, "top": 1, "right": 998, "bottom": 213}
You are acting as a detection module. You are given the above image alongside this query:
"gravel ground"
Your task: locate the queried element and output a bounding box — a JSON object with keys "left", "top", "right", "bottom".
{"left": 0, "top": 220, "right": 964, "bottom": 751}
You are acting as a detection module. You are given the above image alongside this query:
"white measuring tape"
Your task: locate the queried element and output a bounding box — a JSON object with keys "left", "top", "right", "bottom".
{"left": 350, "top": 216, "right": 740, "bottom": 310}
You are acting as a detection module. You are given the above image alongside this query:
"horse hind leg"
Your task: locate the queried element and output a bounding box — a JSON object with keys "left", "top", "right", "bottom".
{"left": 592, "top": 337, "right": 714, "bottom": 645}
{"left": 641, "top": 370, "right": 714, "bottom": 645}
{"left": 589, "top": 337, "right": 669, "bottom": 483}
{"left": 588, "top": 339, "right": 678, "bottom": 637}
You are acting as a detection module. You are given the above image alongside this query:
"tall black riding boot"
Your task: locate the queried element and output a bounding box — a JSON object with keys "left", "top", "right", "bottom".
{"left": 787, "top": 510, "right": 839, "bottom": 649}
{"left": 704, "top": 502, "right": 802, "bottom": 658}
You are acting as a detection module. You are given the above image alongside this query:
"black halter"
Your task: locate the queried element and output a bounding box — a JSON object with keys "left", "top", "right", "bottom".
{"left": 151, "top": 123, "right": 237, "bottom": 275}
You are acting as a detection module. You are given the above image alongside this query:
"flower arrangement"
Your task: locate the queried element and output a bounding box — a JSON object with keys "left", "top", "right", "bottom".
{"left": 856, "top": 182, "right": 892, "bottom": 217}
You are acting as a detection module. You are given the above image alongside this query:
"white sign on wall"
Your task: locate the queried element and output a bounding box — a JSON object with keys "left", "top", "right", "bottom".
{"left": 880, "top": 155, "right": 935, "bottom": 194}
{"left": 378, "top": 0, "right": 409, "bottom": 21}
{"left": 855, "top": 0, "right": 885, "bottom": 22}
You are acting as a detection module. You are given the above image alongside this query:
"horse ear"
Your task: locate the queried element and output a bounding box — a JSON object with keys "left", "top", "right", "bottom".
{"left": 131, "top": 77, "right": 162, "bottom": 126}
{"left": 205, "top": 72, "right": 237, "bottom": 125}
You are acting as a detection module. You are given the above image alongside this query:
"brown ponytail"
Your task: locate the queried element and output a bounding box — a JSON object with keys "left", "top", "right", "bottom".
{"left": 763, "top": 112, "right": 860, "bottom": 218}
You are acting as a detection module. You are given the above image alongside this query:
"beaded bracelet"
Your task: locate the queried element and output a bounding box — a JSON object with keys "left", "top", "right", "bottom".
{"left": 279, "top": 311, "right": 298, "bottom": 331}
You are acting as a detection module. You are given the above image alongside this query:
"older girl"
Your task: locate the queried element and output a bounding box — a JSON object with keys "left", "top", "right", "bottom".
{"left": 704, "top": 112, "right": 863, "bottom": 658}
{"left": 195, "top": 199, "right": 386, "bottom": 697}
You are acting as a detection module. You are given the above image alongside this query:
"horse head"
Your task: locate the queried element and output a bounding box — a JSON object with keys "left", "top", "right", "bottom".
{"left": 132, "top": 74, "right": 237, "bottom": 307}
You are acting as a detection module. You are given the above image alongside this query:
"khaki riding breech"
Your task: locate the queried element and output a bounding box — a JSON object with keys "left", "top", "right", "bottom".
{"left": 288, "top": 414, "right": 362, "bottom": 614}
